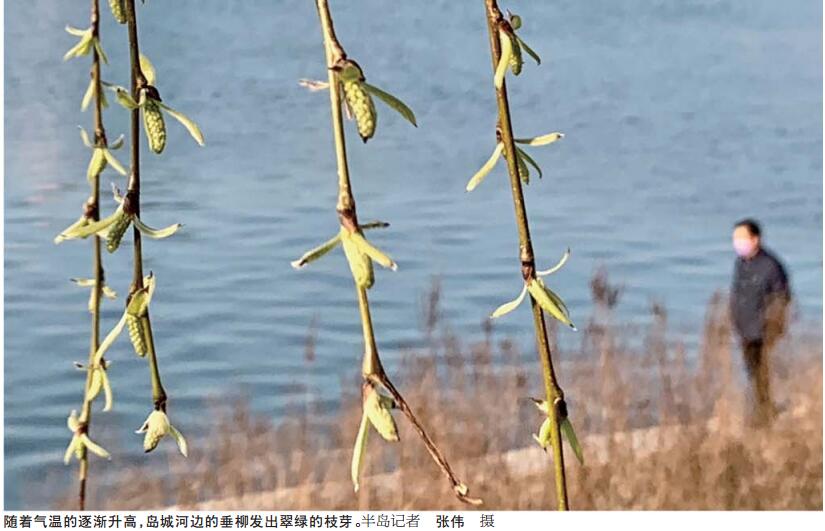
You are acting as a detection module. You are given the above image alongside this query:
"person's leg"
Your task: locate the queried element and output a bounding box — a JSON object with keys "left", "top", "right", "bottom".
{"left": 742, "top": 339, "right": 767, "bottom": 424}
{"left": 759, "top": 330, "right": 780, "bottom": 421}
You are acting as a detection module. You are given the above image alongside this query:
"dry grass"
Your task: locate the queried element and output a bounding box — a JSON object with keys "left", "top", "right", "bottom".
{"left": 70, "top": 272, "right": 822, "bottom": 510}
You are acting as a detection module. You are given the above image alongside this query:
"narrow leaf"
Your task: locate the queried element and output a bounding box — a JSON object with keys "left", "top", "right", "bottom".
{"left": 351, "top": 413, "right": 370, "bottom": 492}
{"left": 362, "top": 83, "right": 417, "bottom": 127}
{"left": 516, "top": 35, "right": 541, "bottom": 65}
{"left": 109, "top": 134, "right": 125, "bottom": 150}
{"left": 56, "top": 209, "right": 120, "bottom": 242}
{"left": 133, "top": 216, "right": 181, "bottom": 239}
{"left": 157, "top": 102, "right": 205, "bottom": 146}
{"left": 93, "top": 39, "right": 108, "bottom": 65}
{"left": 350, "top": 232, "right": 397, "bottom": 270}
{"left": 80, "top": 434, "right": 111, "bottom": 460}
{"left": 139, "top": 54, "right": 156, "bottom": 86}
{"left": 93, "top": 313, "right": 127, "bottom": 365}
{"left": 64, "top": 437, "right": 79, "bottom": 465}
{"left": 516, "top": 147, "right": 543, "bottom": 179}
{"left": 537, "top": 248, "right": 571, "bottom": 276}
{"left": 102, "top": 370, "right": 113, "bottom": 412}
{"left": 495, "top": 29, "right": 513, "bottom": 89}
{"left": 81, "top": 78, "right": 95, "bottom": 111}
{"left": 291, "top": 234, "right": 341, "bottom": 269}
{"left": 528, "top": 279, "right": 575, "bottom": 329}
{"left": 65, "top": 25, "right": 88, "bottom": 37}
{"left": 466, "top": 143, "right": 504, "bottom": 192}
{"left": 490, "top": 284, "right": 528, "bottom": 319}
{"left": 561, "top": 418, "right": 584, "bottom": 464}
{"left": 78, "top": 126, "right": 92, "bottom": 148}
{"left": 359, "top": 220, "right": 390, "bottom": 231}
{"left": 514, "top": 132, "right": 564, "bottom": 146}
{"left": 298, "top": 79, "right": 330, "bottom": 92}
{"left": 169, "top": 425, "right": 188, "bottom": 457}
{"left": 102, "top": 149, "right": 127, "bottom": 176}
{"left": 102, "top": 285, "right": 118, "bottom": 299}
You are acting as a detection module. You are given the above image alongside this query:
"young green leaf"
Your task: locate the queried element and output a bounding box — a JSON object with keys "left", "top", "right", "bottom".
{"left": 291, "top": 233, "right": 342, "bottom": 269}
{"left": 102, "top": 149, "right": 128, "bottom": 176}
{"left": 139, "top": 53, "right": 156, "bottom": 86}
{"left": 364, "top": 385, "right": 399, "bottom": 442}
{"left": 351, "top": 412, "right": 370, "bottom": 492}
{"left": 350, "top": 232, "right": 397, "bottom": 270}
{"left": 514, "top": 132, "right": 563, "bottom": 146}
{"left": 527, "top": 278, "right": 575, "bottom": 330}
{"left": 80, "top": 434, "right": 111, "bottom": 460}
{"left": 537, "top": 248, "right": 571, "bottom": 276}
{"left": 169, "top": 425, "right": 189, "bottom": 458}
{"left": 495, "top": 28, "right": 513, "bottom": 89}
{"left": 133, "top": 216, "right": 182, "bottom": 239}
{"left": 78, "top": 126, "right": 93, "bottom": 148}
{"left": 490, "top": 283, "right": 528, "bottom": 319}
{"left": 93, "top": 39, "right": 108, "bottom": 65}
{"left": 157, "top": 102, "right": 205, "bottom": 146}
{"left": 561, "top": 417, "right": 584, "bottom": 465}
{"left": 359, "top": 220, "right": 390, "bottom": 231}
{"left": 466, "top": 142, "right": 504, "bottom": 192}
{"left": 516, "top": 35, "right": 541, "bottom": 65}
{"left": 516, "top": 147, "right": 543, "bottom": 179}
{"left": 362, "top": 83, "right": 417, "bottom": 127}
{"left": 81, "top": 78, "right": 96, "bottom": 111}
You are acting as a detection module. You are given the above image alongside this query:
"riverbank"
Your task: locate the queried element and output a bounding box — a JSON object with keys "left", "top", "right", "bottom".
{"left": 72, "top": 286, "right": 821, "bottom": 510}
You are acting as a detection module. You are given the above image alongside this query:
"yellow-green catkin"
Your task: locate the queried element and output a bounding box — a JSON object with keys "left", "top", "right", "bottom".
{"left": 127, "top": 315, "right": 147, "bottom": 357}
{"left": 509, "top": 36, "right": 523, "bottom": 75}
{"left": 343, "top": 81, "right": 376, "bottom": 142}
{"left": 108, "top": 0, "right": 127, "bottom": 24}
{"left": 106, "top": 211, "right": 131, "bottom": 253}
{"left": 342, "top": 234, "right": 374, "bottom": 289}
{"left": 142, "top": 99, "right": 167, "bottom": 154}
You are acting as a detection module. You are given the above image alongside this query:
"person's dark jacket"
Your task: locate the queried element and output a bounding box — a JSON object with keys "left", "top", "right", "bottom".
{"left": 731, "top": 247, "right": 791, "bottom": 342}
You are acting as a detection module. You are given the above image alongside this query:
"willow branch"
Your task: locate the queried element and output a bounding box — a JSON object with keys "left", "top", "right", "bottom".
{"left": 484, "top": 0, "right": 569, "bottom": 510}
{"left": 315, "top": 0, "right": 479, "bottom": 505}
{"left": 75, "top": 0, "right": 106, "bottom": 510}
{"left": 124, "top": 0, "right": 166, "bottom": 409}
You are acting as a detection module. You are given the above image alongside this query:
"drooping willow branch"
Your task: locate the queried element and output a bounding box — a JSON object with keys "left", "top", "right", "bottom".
{"left": 119, "top": 0, "right": 198, "bottom": 454}
{"left": 58, "top": 0, "right": 202, "bottom": 463}
{"left": 292, "top": 0, "right": 480, "bottom": 505}
{"left": 57, "top": 0, "right": 123, "bottom": 510}
{"left": 467, "top": 0, "right": 587, "bottom": 510}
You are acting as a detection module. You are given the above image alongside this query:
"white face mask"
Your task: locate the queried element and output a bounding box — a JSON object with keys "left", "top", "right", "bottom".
{"left": 733, "top": 238, "right": 756, "bottom": 258}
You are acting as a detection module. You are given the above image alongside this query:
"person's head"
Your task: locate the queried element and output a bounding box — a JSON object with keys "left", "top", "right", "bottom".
{"left": 732, "top": 218, "right": 761, "bottom": 259}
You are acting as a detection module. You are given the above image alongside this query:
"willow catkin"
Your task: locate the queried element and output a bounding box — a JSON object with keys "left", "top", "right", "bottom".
{"left": 142, "top": 99, "right": 167, "bottom": 154}
{"left": 105, "top": 210, "right": 131, "bottom": 253}
{"left": 108, "top": 0, "right": 127, "bottom": 24}
{"left": 127, "top": 315, "right": 147, "bottom": 357}
{"left": 343, "top": 80, "right": 376, "bottom": 142}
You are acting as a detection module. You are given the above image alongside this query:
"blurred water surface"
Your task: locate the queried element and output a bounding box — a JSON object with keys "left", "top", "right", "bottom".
{"left": 4, "top": 0, "right": 821, "bottom": 508}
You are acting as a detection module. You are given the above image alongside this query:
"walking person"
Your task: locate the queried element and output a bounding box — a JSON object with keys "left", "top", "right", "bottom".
{"left": 730, "top": 219, "right": 791, "bottom": 426}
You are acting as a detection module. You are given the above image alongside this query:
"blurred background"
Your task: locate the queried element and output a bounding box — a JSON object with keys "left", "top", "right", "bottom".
{"left": 4, "top": 0, "right": 822, "bottom": 509}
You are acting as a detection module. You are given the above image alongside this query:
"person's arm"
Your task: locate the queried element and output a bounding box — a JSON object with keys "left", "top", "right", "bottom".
{"left": 764, "top": 259, "right": 790, "bottom": 341}
{"left": 730, "top": 260, "right": 743, "bottom": 334}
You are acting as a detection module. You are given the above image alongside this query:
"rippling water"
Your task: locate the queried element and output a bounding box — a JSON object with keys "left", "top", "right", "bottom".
{"left": 4, "top": 0, "right": 822, "bottom": 508}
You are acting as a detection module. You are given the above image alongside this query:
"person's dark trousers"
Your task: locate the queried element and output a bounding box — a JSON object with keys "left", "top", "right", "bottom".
{"left": 742, "top": 338, "right": 774, "bottom": 426}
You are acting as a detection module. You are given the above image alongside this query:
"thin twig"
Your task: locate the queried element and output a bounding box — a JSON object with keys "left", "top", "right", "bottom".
{"left": 123, "top": 0, "right": 167, "bottom": 409}
{"left": 483, "top": 0, "right": 569, "bottom": 510}
{"left": 314, "top": 0, "right": 480, "bottom": 505}
{"left": 76, "top": 0, "right": 106, "bottom": 510}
